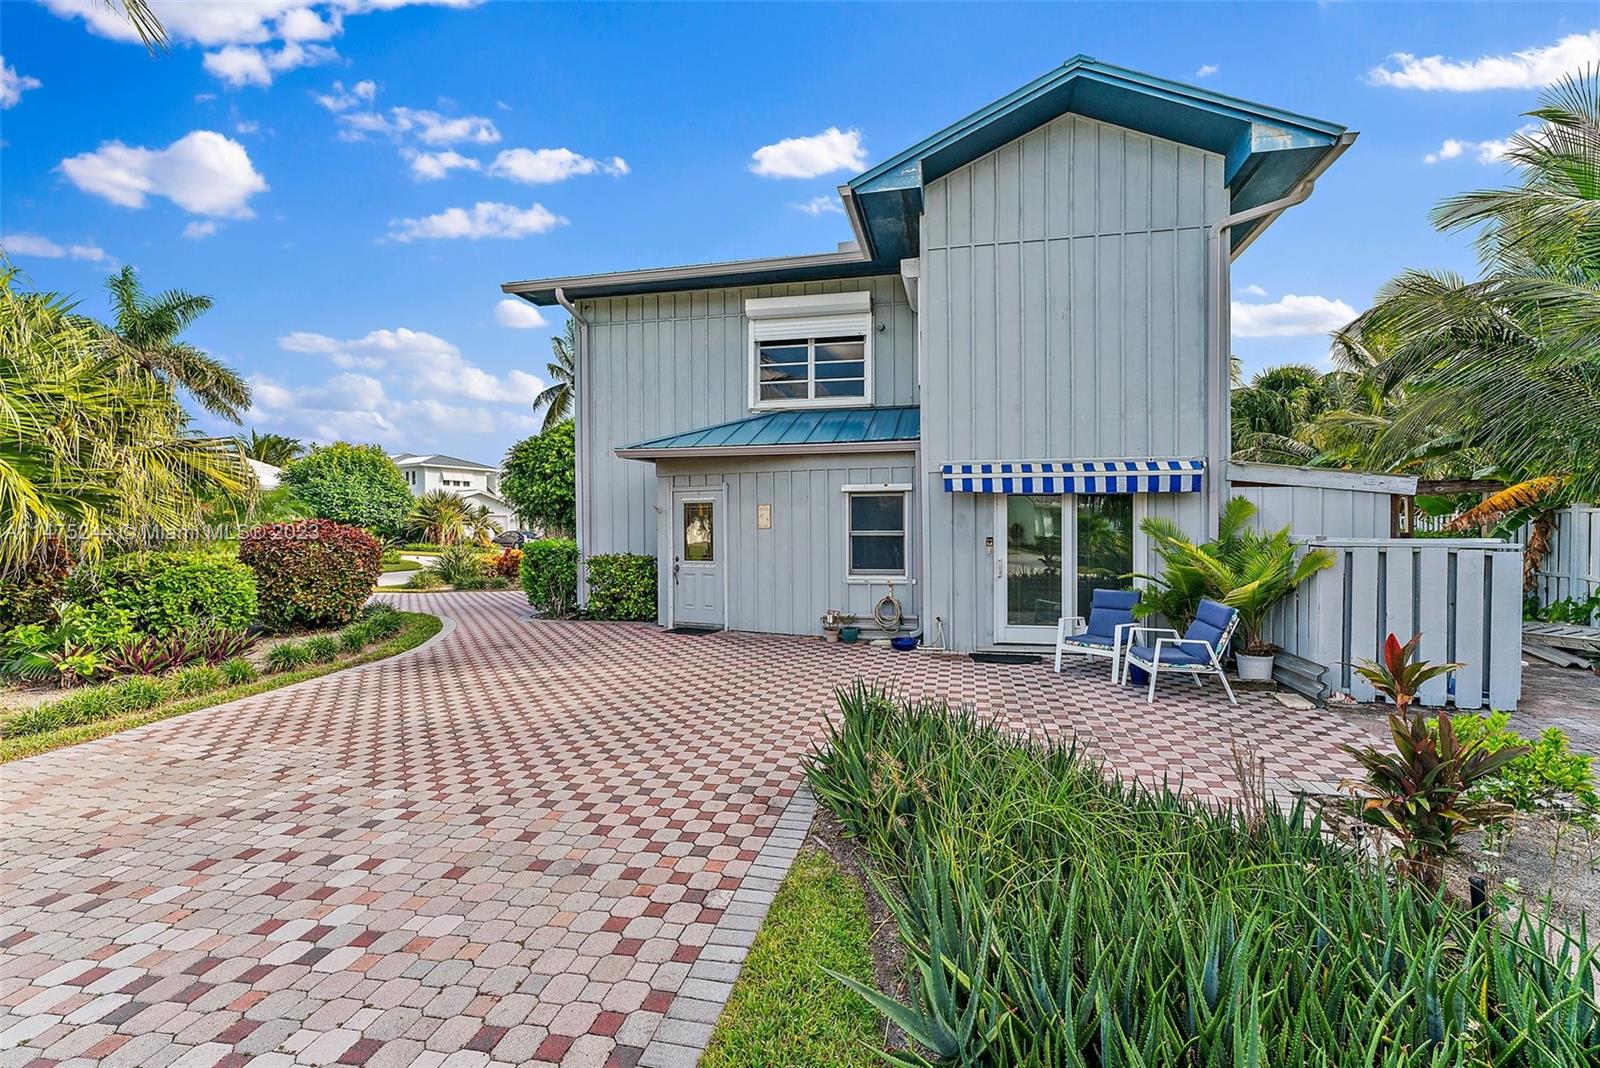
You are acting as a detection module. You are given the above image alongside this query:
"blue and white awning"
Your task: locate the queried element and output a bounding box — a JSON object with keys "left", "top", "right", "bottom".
{"left": 941, "top": 458, "right": 1205, "bottom": 494}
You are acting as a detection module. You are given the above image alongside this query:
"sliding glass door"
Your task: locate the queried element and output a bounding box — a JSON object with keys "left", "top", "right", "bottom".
{"left": 994, "top": 494, "right": 1136, "bottom": 644}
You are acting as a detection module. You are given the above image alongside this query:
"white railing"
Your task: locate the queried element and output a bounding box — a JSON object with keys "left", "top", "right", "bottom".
{"left": 1522, "top": 505, "right": 1600, "bottom": 608}
{"left": 1263, "top": 538, "right": 1524, "bottom": 709}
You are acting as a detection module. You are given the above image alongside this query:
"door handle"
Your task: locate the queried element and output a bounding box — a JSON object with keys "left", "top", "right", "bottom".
{"left": 672, "top": 555, "right": 681, "bottom": 583}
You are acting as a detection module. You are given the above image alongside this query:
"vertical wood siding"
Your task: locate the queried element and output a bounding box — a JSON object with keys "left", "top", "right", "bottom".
{"left": 657, "top": 452, "right": 919, "bottom": 635}
{"left": 1234, "top": 484, "right": 1394, "bottom": 539}
{"left": 580, "top": 276, "right": 915, "bottom": 561}
{"left": 919, "top": 113, "right": 1225, "bottom": 650}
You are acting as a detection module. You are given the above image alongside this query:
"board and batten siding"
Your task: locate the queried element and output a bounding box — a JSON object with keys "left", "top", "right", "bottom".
{"left": 918, "top": 113, "right": 1226, "bottom": 650}
{"left": 578, "top": 276, "right": 915, "bottom": 564}
{"left": 1233, "top": 484, "right": 1394, "bottom": 540}
{"left": 656, "top": 452, "right": 918, "bottom": 635}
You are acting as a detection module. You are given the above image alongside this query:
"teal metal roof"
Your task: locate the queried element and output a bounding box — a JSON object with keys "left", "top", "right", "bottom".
{"left": 616, "top": 406, "right": 920, "bottom": 459}
{"left": 503, "top": 57, "right": 1350, "bottom": 305}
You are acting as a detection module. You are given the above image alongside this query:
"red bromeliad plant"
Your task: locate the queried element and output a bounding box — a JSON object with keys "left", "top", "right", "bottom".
{"left": 1344, "top": 632, "right": 1527, "bottom": 887}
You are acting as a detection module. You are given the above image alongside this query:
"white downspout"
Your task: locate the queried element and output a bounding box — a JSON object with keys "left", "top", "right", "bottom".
{"left": 1204, "top": 132, "right": 1357, "bottom": 535}
{"left": 553, "top": 287, "right": 589, "bottom": 604}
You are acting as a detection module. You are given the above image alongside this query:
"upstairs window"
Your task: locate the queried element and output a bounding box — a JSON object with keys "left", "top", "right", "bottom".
{"left": 746, "top": 291, "right": 873, "bottom": 410}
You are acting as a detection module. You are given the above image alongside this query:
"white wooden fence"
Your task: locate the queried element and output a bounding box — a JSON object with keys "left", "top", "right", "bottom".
{"left": 1523, "top": 505, "right": 1600, "bottom": 607}
{"left": 1263, "top": 538, "right": 1524, "bottom": 709}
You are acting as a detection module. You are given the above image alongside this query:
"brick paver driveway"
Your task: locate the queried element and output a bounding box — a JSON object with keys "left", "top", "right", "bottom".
{"left": 1, "top": 592, "right": 1375, "bottom": 1067}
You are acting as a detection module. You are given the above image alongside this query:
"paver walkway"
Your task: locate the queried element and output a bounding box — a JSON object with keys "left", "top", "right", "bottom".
{"left": 1, "top": 592, "right": 1376, "bottom": 1067}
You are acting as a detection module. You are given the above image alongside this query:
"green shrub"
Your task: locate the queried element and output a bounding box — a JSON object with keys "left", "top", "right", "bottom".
{"left": 586, "top": 553, "right": 656, "bottom": 621}
{"left": 805, "top": 685, "right": 1600, "bottom": 1066}
{"left": 338, "top": 626, "right": 370, "bottom": 654}
{"left": 305, "top": 635, "right": 339, "bottom": 663}
{"left": 1442, "top": 712, "right": 1598, "bottom": 823}
{"left": 172, "top": 665, "right": 225, "bottom": 697}
{"left": 220, "top": 657, "right": 257, "bottom": 685}
{"left": 110, "top": 675, "right": 169, "bottom": 712}
{"left": 432, "top": 545, "right": 491, "bottom": 587}
{"left": 79, "top": 551, "right": 257, "bottom": 637}
{"left": 521, "top": 538, "right": 577, "bottom": 616}
{"left": 279, "top": 442, "right": 413, "bottom": 535}
{"left": 361, "top": 605, "right": 404, "bottom": 638}
{"left": 239, "top": 519, "right": 382, "bottom": 631}
{"left": 402, "top": 569, "right": 446, "bottom": 590}
{"left": 266, "top": 641, "right": 311, "bottom": 673}
{"left": 0, "top": 539, "right": 72, "bottom": 630}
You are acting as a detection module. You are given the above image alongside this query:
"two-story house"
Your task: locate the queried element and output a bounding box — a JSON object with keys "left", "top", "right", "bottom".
{"left": 500, "top": 57, "right": 1358, "bottom": 650}
{"left": 391, "top": 452, "right": 519, "bottom": 532}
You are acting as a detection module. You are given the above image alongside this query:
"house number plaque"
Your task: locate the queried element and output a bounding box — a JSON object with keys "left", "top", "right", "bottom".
{"left": 756, "top": 504, "right": 772, "bottom": 529}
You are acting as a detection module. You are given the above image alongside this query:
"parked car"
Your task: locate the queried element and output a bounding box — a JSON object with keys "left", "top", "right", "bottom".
{"left": 492, "top": 530, "right": 539, "bottom": 547}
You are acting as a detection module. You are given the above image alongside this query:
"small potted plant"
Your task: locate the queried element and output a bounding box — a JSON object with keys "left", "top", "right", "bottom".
{"left": 820, "top": 609, "right": 856, "bottom": 643}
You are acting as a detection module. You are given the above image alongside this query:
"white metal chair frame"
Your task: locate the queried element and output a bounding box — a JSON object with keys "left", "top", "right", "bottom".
{"left": 1119, "top": 612, "right": 1241, "bottom": 705}
{"left": 1053, "top": 615, "right": 1139, "bottom": 681}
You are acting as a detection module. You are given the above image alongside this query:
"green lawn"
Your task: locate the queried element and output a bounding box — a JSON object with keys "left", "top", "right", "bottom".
{"left": 380, "top": 560, "right": 421, "bottom": 573}
{"left": 700, "top": 847, "right": 881, "bottom": 1068}
{"left": 1, "top": 611, "right": 441, "bottom": 763}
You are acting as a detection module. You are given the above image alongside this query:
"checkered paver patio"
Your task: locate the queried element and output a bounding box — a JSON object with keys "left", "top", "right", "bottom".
{"left": 0, "top": 592, "right": 1378, "bottom": 1067}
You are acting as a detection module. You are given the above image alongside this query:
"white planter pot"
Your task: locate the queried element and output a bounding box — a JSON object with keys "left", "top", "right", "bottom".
{"left": 1235, "top": 652, "right": 1276, "bottom": 682}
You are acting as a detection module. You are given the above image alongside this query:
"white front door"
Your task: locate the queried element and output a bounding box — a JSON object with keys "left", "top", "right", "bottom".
{"left": 671, "top": 489, "right": 725, "bottom": 628}
{"left": 993, "top": 494, "right": 1138, "bottom": 644}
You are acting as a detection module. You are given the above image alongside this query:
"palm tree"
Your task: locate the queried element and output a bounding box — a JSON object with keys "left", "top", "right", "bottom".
{"left": 532, "top": 318, "right": 576, "bottom": 432}
{"left": 0, "top": 268, "right": 249, "bottom": 571}
{"left": 407, "top": 490, "right": 470, "bottom": 546}
{"left": 241, "top": 431, "right": 304, "bottom": 467}
{"left": 466, "top": 503, "right": 501, "bottom": 545}
{"left": 102, "top": 266, "right": 251, "bottom": 424}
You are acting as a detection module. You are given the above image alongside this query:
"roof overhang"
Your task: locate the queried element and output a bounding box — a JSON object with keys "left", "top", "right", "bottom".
{"left": 501, "top": 57, "right": 1350, "bottom": 307}
{"left": 618, "top": 439, "right": 917, "bottom": 462}
{"left": 1228, "top": 460, "right": 1416, "bottom": 496}
{"left": 617, "top": 405, "right": 921, "bottom": 461}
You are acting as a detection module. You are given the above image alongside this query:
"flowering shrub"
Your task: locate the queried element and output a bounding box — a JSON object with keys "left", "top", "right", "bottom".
{"left": 239, "top": 519, "right": 381, "bottom": 631}
{"left": 491, "top": 548, "right": 523, "bottom": 579}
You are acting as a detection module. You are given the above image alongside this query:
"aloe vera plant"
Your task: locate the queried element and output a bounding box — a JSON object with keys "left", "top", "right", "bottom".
{"left": 805, "top": 683, "right": 1598, "bottom": 1065}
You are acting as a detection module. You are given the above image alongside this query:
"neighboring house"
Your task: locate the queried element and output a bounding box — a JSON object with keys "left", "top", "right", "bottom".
{"left": 501, "top": 57, "right": 1514, "bottom": 688}
{"left": 247, "top": 459, "right": 281, "bottom": 491}
{"left": 391, "top": 453, "right": 519, "bottom": 532}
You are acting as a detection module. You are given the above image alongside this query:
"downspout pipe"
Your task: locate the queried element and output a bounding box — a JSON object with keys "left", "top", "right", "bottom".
{"left": 553, "top": 287, "right": 590, "bottom": 604}
{"left": 1203, "top": 131, "right": 1358, "bottom": 535}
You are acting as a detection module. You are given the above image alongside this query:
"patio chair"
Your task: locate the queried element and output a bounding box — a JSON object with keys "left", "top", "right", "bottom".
{"left": 1120, "top": 597, "right": 1240, "bottom": 704}
{"left": 1054, "top": 588, "right": 1141, "bottom": 681}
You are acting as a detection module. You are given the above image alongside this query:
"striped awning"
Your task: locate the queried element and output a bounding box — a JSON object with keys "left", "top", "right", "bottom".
{"left": 941, "top": 459, "right": 1205, "bottom": 494}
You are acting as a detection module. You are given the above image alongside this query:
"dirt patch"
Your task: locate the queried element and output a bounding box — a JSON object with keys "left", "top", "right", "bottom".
{"left": 805, "top": 805, "right": 910, "bottom": 1055}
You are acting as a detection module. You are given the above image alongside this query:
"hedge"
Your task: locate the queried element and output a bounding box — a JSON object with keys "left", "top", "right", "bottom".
{"left": 239, "top": 519, "right": 382, "bottom": 631}
{"left": 521, "top": 538, "right": 577, "bottom": 617}
{"left": 586, "top": 553, "right": 656, "bottom": 621}
{"left": 84, "top": 551, "right": 257, "bottom": 637}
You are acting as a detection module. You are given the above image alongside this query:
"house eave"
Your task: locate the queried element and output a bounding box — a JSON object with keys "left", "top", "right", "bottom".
{"left": 1228, "top": 460, "right": 1416, "bottom": 496}
{"left": 617, "top": 440, "right": 919, "bottom": 462}
{"left": 501, "top": 248, "right": 896, "bottom": 307}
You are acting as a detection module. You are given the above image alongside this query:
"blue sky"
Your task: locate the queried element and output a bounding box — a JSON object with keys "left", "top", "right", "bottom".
{"left": 2, "top": 2, "right": 1596, "bottom": 464}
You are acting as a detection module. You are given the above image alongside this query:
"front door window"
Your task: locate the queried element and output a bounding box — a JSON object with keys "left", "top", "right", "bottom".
{"left": 682, "top": 501, "right": 714, "bottom": 562}
{"left": 1005, "top": 496, "right": 1064, "bottom": 629}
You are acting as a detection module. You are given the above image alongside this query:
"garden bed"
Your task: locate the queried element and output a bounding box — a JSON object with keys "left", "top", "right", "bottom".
{"left": 790, "top": 684, "right": 1599, "bottom": 1065}
{"left": 0, "top": 609, "right": 440, "bottom": 763}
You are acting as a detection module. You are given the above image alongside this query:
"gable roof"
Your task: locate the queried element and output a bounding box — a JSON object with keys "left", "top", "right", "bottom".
{"left": 503, "top": 57, "right": 1350, "bottom": 307}
{"left": 617, "top": 406, "right": 920, "bottom": 460}
{"left": 390, "top": 452, "right": 499, "bottom": 472}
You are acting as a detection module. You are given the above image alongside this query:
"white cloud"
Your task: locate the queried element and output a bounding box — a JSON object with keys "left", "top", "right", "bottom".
{"left": 1240, "top": 284, "right": 1267, "bottom": 297}
{"left": 202, "top": 40, "right": 337, "bottom": 88}
{"left": 341, "top": 106, "right": 499, "bottom": 145}
{"left": 793, "top": 195, "right": 843, "bottom": 216}
{"left": 1, "top": 55, "right": 42, "bottom": 109}
{"left": 1195, "top": 64, "right": 1219, "bottom": 78}
{"left": 314, "top": 78, "right": 376, "bottom": 111}
{"left": 276, "top": 325, "right": 545, "bottom": 404}
{"left": 750, "top": 127, "right": 867, "bottom": 179}
{"left": 404, "top": 149, "right": 481, "bottom": 180}
{"left": 1423, "top": 125, "right": 1533, "bottom": 164}
{"left": 44, "top": 1, "right": 481, "bottom": 87}
{"left": 494, "top": 298, "right": 547, "bottom": 329}
{"left": 61, "top": 130, "right": 268, "bottom": 217}
{"left": 487, "top": 147, "right": 629, "bottom": 184}
{"left": 1231, "top": 294, "right": 1356, "bottom": 338}
{"left": 385, "top": 201, "right": 565, "bottom": 242}
{"left": 1, "top": 233, "right": 109, "bottom": 262}
{"left": 183, "top": 220, "right": 218, "bottom": 239}
{"left": 1369, "top": 31, "right": 1600, "bottom": 91}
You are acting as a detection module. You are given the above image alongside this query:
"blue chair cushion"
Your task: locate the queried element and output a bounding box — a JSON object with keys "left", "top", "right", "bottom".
{"left": 1184, "top": 598, "right": 1236, "bottom": 651}
{"left": 1127, "top": 643, "right": 1209, "bottom": 667}
{"left": 1083, "top": 588, "right": 1140, "bottom": 640}
{"left": 1061, "top": 632, "right": 1116, "bottom": 650}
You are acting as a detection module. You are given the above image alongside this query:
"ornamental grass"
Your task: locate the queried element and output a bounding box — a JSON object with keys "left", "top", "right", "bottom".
{"left": 804, "top": 685, "right": 1599, "bottom": 1066}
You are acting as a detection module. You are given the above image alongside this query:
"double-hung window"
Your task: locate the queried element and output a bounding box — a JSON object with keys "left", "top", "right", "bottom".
{"left": 746, "top": 292, "right": 873, "bottom": 410}
{"left": 845, "top": 488, "right": 908, "bottom": 578}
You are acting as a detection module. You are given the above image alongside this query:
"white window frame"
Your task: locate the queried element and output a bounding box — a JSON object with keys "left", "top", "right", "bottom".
{"left": 746, "top": 292, "right": 874, "bottom": 411}
{"left": 842, "top": 482, "right": 911, "bottom": 582}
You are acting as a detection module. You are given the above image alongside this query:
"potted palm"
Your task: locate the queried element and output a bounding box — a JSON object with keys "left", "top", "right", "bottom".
{"left": 1136, "top": 498, "right": 1335, "bottom": 681}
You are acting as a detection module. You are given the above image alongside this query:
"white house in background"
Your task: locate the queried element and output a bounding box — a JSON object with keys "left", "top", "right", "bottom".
{"left": 391, "top": 452, "right": 518, "bottom": 531}
{"left": 247, "top": 459, "right": 281, "bottom": 490}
